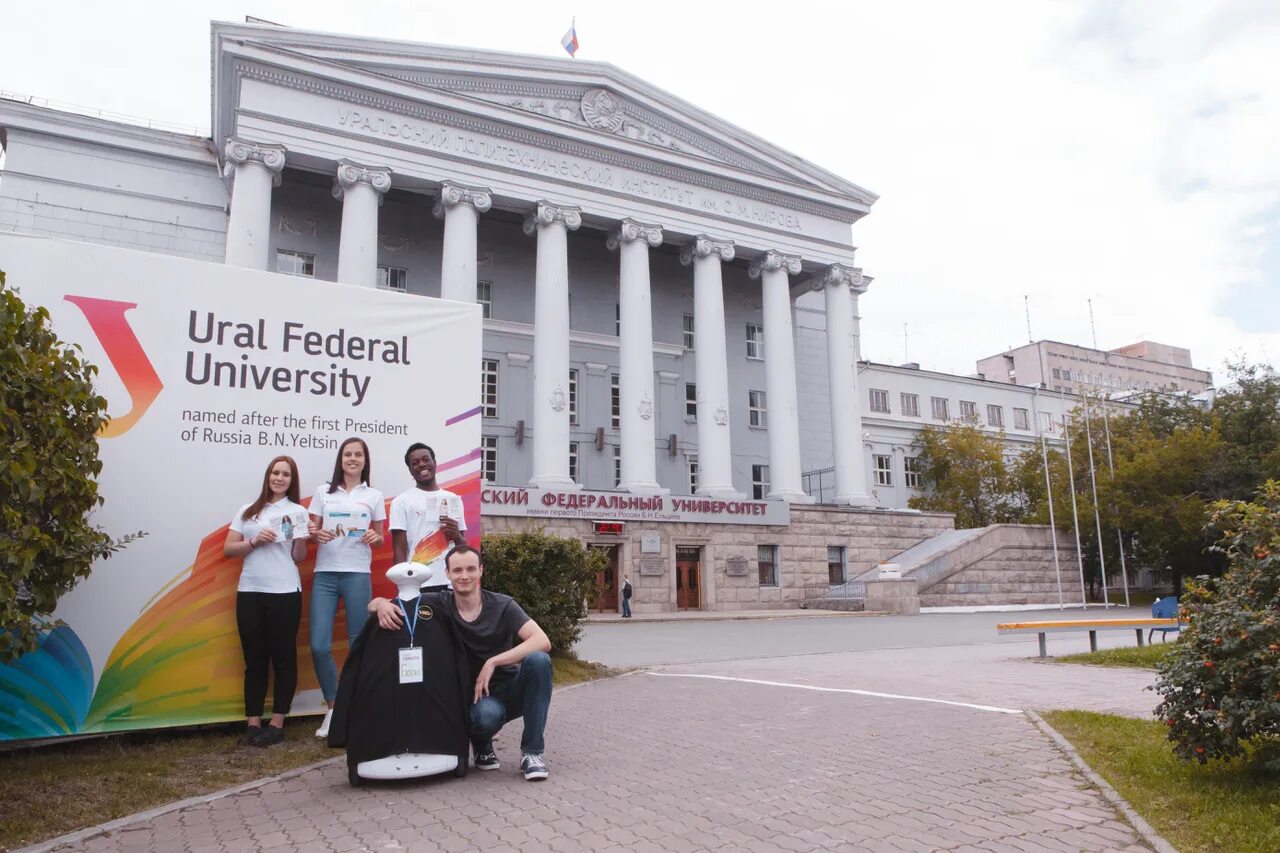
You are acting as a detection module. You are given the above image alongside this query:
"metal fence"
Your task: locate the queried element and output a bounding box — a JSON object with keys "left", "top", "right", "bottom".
{"left": 801, "top": 467, "right": 836, "bottom": 504}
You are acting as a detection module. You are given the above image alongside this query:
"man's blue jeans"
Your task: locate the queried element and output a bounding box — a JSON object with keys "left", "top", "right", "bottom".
{"left": 309, "top": 571, "right": 371, "bottom": 702}
{"left": 622, "top": 597, "right": 631, "bottom": 617}
{"left": 470, "top": 651, "right": 553, "bottom": 755}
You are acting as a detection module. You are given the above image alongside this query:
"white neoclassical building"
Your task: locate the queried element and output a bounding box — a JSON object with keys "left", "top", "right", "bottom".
{"left": 1, "top": 21, "right": 1079, "bottom": 612}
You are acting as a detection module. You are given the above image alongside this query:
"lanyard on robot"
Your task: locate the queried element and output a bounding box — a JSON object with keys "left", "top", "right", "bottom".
{"left": 396, "top": 594, "right": 422, "bottom": 647}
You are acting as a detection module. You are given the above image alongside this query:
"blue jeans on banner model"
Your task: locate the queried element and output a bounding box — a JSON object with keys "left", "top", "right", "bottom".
{"left": 470, "top": 651, "right": 553, "bottom": 755}
{"left": 310, "top": 571, "right": 372, "bottom": 702}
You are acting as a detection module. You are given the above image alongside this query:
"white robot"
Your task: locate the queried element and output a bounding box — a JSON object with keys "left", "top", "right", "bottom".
{"left": 345, "top": 561, "right": 464, "bottom": 785}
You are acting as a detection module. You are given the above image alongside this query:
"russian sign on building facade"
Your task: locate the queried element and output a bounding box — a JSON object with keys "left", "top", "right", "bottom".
{"left": 481, "top": 486, "right": 790, "bottom": 526}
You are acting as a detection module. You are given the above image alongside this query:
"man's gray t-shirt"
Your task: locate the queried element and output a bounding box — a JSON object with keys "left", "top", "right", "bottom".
{"left": 429, "top": 590, "right": 530, "bottom": 684}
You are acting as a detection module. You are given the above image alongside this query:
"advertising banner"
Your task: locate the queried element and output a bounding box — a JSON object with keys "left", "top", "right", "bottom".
{"left": 0, "top": 234, "right": 481, "bottom": 742}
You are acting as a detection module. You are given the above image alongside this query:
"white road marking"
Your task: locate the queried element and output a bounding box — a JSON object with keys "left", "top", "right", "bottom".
{"left": 646, "top": 671, "right": 1024, "bottom": 715}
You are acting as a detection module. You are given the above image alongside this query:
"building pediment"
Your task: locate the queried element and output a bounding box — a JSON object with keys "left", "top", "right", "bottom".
{"left": 212, "top": 21, "right": 877, "bottom": 220}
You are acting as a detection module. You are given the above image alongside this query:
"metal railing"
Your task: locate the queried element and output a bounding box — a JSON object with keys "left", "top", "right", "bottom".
{"left": 801, "top": 466, "right": 837, "bottom": 504}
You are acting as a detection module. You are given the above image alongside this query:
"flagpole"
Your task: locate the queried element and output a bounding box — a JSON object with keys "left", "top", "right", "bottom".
{"left": 1032, "top": 386, "right": 1063, "bottom": 609}
{"left": 1060, "top": 390, "right": 1088, "bottom": 609}
{"left": 1100, "top": 389, "right": 1132, "bottom": 608}
{"left": 1082, "top": 390, "right": 1111, "bottom": 608}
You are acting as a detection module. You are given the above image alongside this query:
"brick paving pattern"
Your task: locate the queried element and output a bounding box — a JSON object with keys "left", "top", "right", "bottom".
{"left": 46, "top": 672, "right": 1150, "bottom": 852}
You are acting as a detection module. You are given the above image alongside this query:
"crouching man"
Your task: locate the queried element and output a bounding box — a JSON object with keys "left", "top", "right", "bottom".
{"left": 369, "top": 544, "right": 554, "bottom": 780}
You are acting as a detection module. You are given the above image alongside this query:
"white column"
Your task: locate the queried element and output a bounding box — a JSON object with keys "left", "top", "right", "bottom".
{"left": 748, "top": 250, "right": 810, "bottom": 502}
{"left": 433, "top": 182, "right": 493, "bottom": 303}
{"left": 332, "top": 160, "right": 391, "bottom": 288}
{"left": 223, "top": 138, "right": 285, "bottom": 270}
{"left": 524, "top": 202, "right": 582, "bottom": 489}
{"left": 679, "top": 236, "right": 740, "bottom": 498}
{"left": 608, "top": 219, "right": 665, "bottom": 495}
{"left": 812, "top": 264, "right": 874, "bottom": 506}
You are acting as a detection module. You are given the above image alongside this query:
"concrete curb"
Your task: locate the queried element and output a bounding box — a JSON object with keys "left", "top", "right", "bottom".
{"left": 1026, "top": 710, "right": 1179, "bottom": 853}
{"left": 586, "top": 610, "right": 878, "bottom": 624}
{"left": 15, "top": 756, "right": 343, "bottom": 853}
{"left": 16, "top": 672, "right": 624, "bottom": 852}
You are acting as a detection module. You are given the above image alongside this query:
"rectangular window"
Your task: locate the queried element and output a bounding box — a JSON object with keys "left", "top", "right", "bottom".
{"left": 987, "top": 404, "right": 1004, "bottom": 428}
{"left": 869, "top": 388, "right": 890, "bottom": 414}
{"left": 611, "top": 373, "right": 620, "bottom": 430}
{"left": 688, "top": 454, "right": 698, "bottom": 495}
{"left": 758, "top": 544, "right": 778, "bottom": 587}
{"left": 683, "top": 313, "right": 695, "bottom": 350}
{"left": 959, "top": 400, "right": 978, "bottom": 423}
{"left": 1042, "top": 411, "right": 1057, "bottom": 433}
{"left": 481, "top": 359, "right": 498, "bottom": 418}
{"left": 904, "top": 456, "right": 923, "bottom": 489}
{"left": 1062, "top": 369, "right": 1072, "bottom": 381}
{"left": 901, "top": 393, "right": 920, "bottom": 418}
{"left": 752, "top": 464, "right": 770, "bottom": 500}
{"left": 476, "top": 280, "right": 492, "bottom": 318}
{"left": 276, "top": 250, "right": 315, "bottom": 277}
{"left": 931, "top": 396, "right": 949, "bottom": 422}
{"left": 748, "top": 390, "right": 767, "bottom": 428}
{"left": 1052, "top": 368, "right": 1062, "bottom": 379}
{"left": 1013, "top": 407, "right": 1030, "bottom": 430}
{"left": 746, "top": 322, "right": 764, "bottom": 360}
{"left": 568, "top": 369, "right": 579, "bottom": 426}
{"left": 874, "top": 454, "right": 893, "bottom": 487}
{"left": 481, "top": 436, "right": 497, "bottom": 483}
{"left": 685, "top": 383, "right": 697, "bottom": 420}
{"left": 827, "top": 546, "right": 846, "bottom": 585}
{"left": 613, "top": 444, "right": 621, "bottom": 488}
{"left": 377, "top": 265, "right": 407, "bottom": 292}
{"left": 569, "top": 442, "right": 579, "bottom": 484}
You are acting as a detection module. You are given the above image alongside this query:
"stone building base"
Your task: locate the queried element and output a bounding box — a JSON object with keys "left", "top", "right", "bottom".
{"left": 482, "top": 506, "right": 954, "bottom": 614}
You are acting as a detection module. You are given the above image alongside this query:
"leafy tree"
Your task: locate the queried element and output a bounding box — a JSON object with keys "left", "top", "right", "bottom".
{"left": 907, "top": 424, "right": 1028, "bottom": 528}
{"left": 1211, "top": 361, "right": 1280, "bottom": 501}
{"left": 479, "top": 529, "right": 605, "bottom": 655}
{"left": 1153, "top": 482, "right": 1280, "bottom": 772}
{"left": 1, "top": 272, "right": 141, "bottom": 663}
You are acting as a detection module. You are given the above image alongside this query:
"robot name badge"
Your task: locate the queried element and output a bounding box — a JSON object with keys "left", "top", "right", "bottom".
{"left": 399, "top": 647, "right": 424, "bottom": 684}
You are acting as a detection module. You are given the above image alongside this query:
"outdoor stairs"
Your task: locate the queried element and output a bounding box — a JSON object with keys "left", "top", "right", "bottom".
{"left": 857, "top": 524, "right": 1084, "bottom": 608}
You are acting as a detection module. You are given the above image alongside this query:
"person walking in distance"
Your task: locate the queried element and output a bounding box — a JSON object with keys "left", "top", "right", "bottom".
{"left": 621, "top": 576, "right": 633, "bottom": 618}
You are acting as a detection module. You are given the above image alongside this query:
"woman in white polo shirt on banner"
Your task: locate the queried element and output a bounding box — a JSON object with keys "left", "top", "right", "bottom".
{"left": 223, "top": 455, "right": 309, "bottom": 747}
{"left": 307, "top": 437, "right": 386, "bottom": 739}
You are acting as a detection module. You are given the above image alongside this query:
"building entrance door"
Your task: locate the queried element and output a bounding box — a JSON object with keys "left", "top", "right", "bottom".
{"left": 675, "top": 546, "right": 701, "bottom": 610}
{"left": 591, "top": 545, "right": 619, "bottom": 613}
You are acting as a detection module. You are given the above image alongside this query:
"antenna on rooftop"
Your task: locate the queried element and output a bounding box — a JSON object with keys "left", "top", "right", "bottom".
{"left": 1024, "top": 295, "right": 1033, "bottom": 343}
{"left": 903, "top": 322, "right": 909, "bottom": 363}
{"left": 1088, "top": 298, "right": 1099, "bottom": 350}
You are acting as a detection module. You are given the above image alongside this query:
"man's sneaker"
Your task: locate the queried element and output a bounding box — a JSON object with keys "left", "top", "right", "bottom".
{"left": 520, "top": 753, "right": 548, "bottom": 781}
{"left": 474, "top": 749, "right": 500, "bottom": 771}
{"left": 315, "top": 708, "right": 333, "bottom": 739}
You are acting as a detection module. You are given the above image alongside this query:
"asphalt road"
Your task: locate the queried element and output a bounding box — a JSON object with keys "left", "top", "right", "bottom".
{"left": 573, "top": 606, "right": 1157, "bottom": 668}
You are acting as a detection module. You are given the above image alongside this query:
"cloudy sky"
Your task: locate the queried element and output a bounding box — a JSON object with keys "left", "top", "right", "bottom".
{"left": 3, "top": 0, "right": 1277, "bottom": 381}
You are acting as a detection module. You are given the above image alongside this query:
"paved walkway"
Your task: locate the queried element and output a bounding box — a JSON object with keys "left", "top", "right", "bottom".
{"left": 40, "top": 663, "right": 1154, "bottom": 852}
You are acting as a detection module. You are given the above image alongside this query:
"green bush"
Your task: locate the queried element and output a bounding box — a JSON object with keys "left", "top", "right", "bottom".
{"left": 1154, "top": 481, "right": 1280, "bottom": 771}
{"left": 0, "top": 271, "right": 142, "bottom": 663}
{"left": 480, "top": 529, "right": 605, "bottom": 655}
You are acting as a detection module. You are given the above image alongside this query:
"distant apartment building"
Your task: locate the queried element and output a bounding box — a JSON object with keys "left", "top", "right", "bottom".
{"left": 976, "top": 340, "right": 1213, "bottom": 395}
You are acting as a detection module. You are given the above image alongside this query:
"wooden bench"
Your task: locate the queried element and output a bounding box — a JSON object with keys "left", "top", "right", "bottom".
{"left": 997, "top": 618, "right": 1180, "bottom": 658}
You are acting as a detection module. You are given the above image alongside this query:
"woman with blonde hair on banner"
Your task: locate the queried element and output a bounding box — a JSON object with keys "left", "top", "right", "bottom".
{"left": 223, "top": 455, "right": 309, "bottom": 747}
{"left": 307, "top": 437, "right": 386, "bottom": 739}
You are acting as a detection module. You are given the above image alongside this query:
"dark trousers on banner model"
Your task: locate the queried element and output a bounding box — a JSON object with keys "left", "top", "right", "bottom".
{"left": 236, "top": 591, "right": 302, "bottom": 716}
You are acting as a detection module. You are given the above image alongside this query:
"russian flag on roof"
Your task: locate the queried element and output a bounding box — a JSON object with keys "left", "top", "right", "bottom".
{"left": 561, "top": 23, "right": 579, "bottom": 57}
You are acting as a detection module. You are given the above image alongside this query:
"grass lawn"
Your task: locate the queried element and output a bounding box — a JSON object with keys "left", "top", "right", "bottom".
{"left": 1056, "top": 641, "right": 1177, "bottom": 669}
{"left": 1043, "top": 710, "right": 1280, "bottom": 853}
{"left": 0, "top": 654, "right": 611, "bottom": 851}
